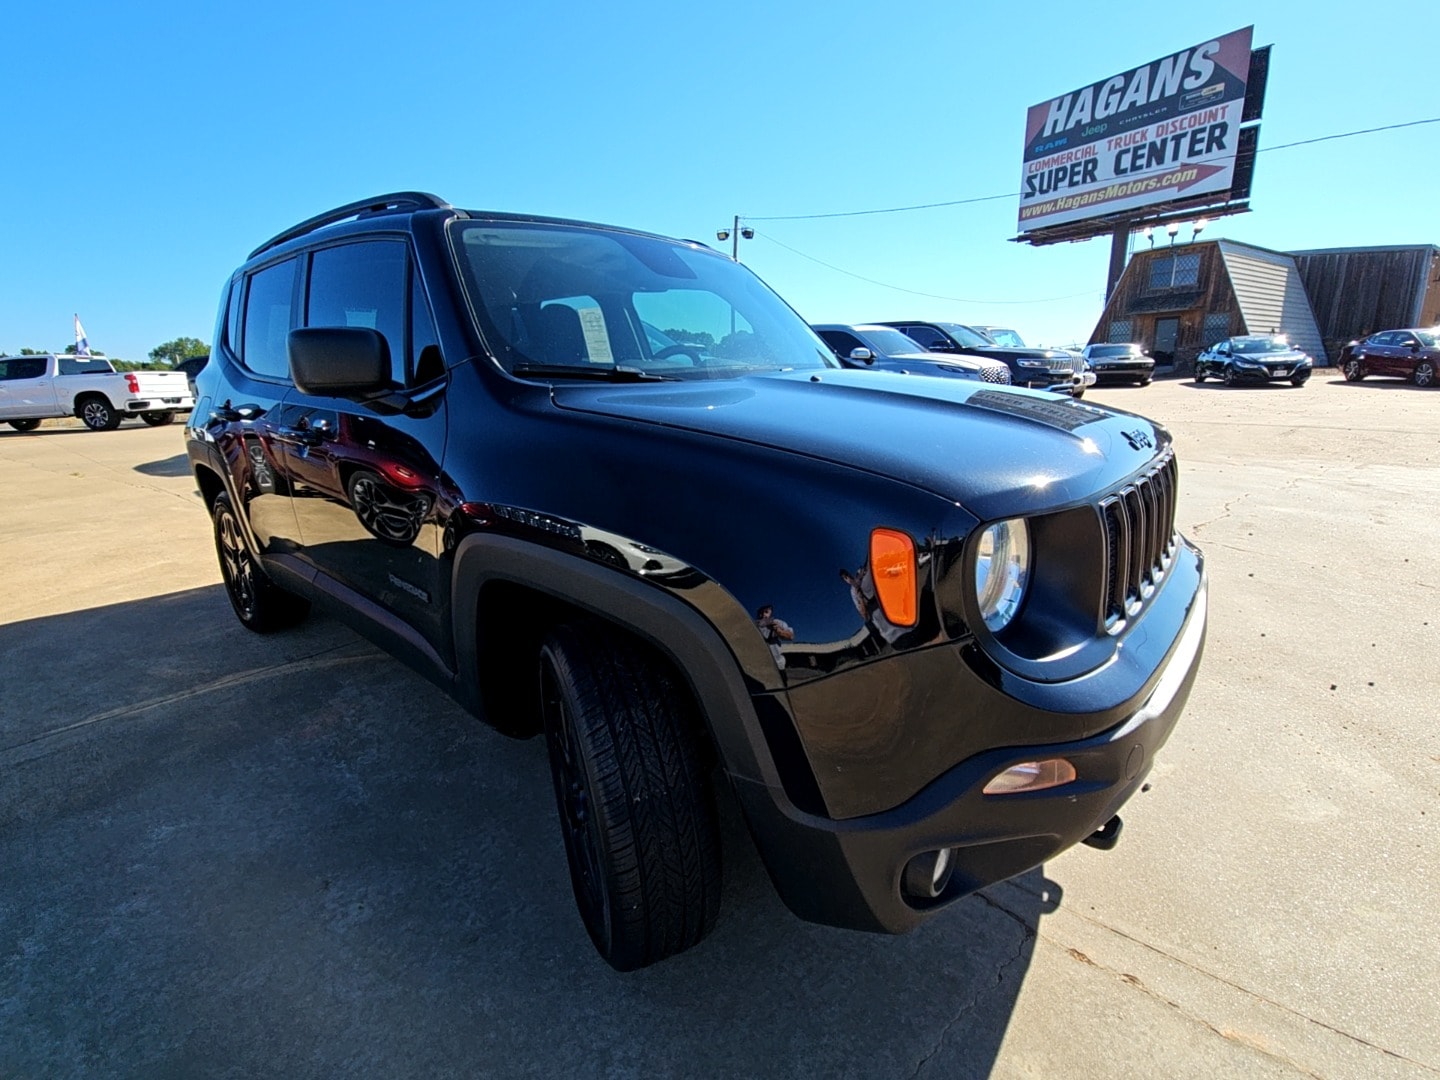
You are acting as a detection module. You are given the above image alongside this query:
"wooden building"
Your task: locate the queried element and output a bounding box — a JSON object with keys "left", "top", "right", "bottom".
{"left": 1091, "top": 239, "right": 1326, "bottom": 369}
{"left": 1289, "top": 245, "right": 1440, "bottom": 361}
{"left": 1091, "top": 239, "right": 1439, "bottom": 370}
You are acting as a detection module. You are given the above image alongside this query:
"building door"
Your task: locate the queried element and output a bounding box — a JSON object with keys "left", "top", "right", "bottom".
{"left": 1153, "top": 318, "right": 1180, "bottom": 365}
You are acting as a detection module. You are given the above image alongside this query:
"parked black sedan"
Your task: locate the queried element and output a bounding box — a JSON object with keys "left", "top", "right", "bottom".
{"left": 1194, "top": 335, "right": 1313, "bottom": 387}
{"left": 812, "top": 324, "right": 1012, "bottom": 384}
{"left": 1337, "top": 328, "right": 1438, "bottom": 387}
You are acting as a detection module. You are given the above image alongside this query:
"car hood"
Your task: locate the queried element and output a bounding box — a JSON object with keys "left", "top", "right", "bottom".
{"left": 965, "top": 345, "right": 1073, "bottom": 362}
{"left": 550, "top": 369, "right": 1169, "bottom": 519}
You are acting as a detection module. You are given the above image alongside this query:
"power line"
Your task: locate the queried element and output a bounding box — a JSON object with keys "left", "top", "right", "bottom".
{"left": 745, "top": 116, "right": 1440, "bottom": 224}
{"left": 755, "top": 230, "right": 1100, "bottom": 306}
{"left": 1256, "top": 116, "right": 1439, "bottom": 153}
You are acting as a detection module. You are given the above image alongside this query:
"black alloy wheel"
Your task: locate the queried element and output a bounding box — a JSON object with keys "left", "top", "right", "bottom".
{"left": 1344, "top": 359, "right": 1365, "bottom": 381}
{"left": 141, "top": 411, "right": 175, "bottom": 426}
{"left": 79, "top": 397, "right": 121, "bottom": 431}
{"left": 7, "top": 419, "right": 41, "bottom": 432}
{"left": 1223, "top": 365, "right": 1238, "bottom": 386}
{"left": 538, "top": 622, "right": 721, "bottom": 971}
{"left": 1415, "top": 361, "right": 1435, "bottom": 388}
{"left": 211, "top": 492, "right": 310, "bottom": 632}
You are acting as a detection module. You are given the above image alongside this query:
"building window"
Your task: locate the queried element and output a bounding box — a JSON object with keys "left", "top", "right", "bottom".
{"left": 1202, "top": 312, "right": 1231, "bottom": 346}
{"left": 1108, "top": 320, "right": 1133, "bottom": 343}
{"left": 1149, "top": 252, "right": 1200, "bottom": 289}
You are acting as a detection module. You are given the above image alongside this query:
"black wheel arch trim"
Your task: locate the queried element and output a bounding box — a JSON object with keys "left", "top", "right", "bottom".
{"left": 450, "top": 533, "right": 822, "bottom": 808}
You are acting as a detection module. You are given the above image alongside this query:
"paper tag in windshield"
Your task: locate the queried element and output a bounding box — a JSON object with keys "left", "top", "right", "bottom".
{"left": 577, "top": 307, "right": 614, "bottom": 364}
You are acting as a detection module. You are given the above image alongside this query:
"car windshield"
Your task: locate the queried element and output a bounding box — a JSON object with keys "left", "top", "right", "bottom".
{"left": 1089, "top": 345, "right": 1138, "bottom": 357}
{"left": 1232, "top": 338, "right": 1292, "bottom": 355}
{"left": 1414, "top": 330, "right": 1438, "bottom": 347}
{"left": 935, "top": 323, "right": 995, "bottom": 348}
{"left": 449, "top": 221, "right": 836, "bottom": 380}
{"left": 979, "top": 328, "right": 1026, "bottom": 347}
{"left": 857, "top": 327, "right": 931, "bottom": 355}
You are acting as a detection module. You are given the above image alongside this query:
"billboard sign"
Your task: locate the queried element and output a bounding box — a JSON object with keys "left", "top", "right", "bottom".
{"left": 1017, "top": 27, "right": 1254, "bottom": 234}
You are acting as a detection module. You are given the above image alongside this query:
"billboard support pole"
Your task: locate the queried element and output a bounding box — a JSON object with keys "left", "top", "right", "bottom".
{"left": 1106, "top": 224, "right": 1132, "bottom": 300}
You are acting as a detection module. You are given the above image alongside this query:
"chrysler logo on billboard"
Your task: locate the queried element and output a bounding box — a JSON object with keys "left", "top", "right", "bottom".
{"left": 1017, "top": 27, "right": 1254, "bottom": 233}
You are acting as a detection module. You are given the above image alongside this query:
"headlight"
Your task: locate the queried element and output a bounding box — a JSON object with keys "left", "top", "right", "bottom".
{"left": 975, "top": 518, "right": 1030, "bottom": 631}
{"left": 1016, "top": 359, "right": 1046, "bottom": 368}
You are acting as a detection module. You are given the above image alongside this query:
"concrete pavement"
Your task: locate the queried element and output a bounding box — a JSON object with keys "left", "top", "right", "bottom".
{"left": 1, "top": 378, "right": 1436, "bottom": 1079}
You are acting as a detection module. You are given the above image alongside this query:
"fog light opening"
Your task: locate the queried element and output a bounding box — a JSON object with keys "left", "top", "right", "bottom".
{"left": 903, "top": 848, "right": 956, "bottom": 901}
{"left": 982, "top": 758, "right": 1077, "bottom": 796}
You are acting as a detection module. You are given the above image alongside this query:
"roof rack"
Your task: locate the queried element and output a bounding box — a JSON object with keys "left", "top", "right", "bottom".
{"left": 248, "top": 192, "right": 453, "bottom": 260}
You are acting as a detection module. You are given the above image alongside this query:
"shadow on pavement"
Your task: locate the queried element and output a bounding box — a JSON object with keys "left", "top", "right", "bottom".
{"left": 0, "top": 587, "right": 1044, "bottom": 1079}
{"left": 133, "top": 452, "right": 193, "bottom": 478}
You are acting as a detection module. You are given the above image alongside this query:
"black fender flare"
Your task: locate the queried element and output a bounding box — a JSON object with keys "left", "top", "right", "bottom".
{"left": 450, "top": 533, "right": 790, "bottom": 791}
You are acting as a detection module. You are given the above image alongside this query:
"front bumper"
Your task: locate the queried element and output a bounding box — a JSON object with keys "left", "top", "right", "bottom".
{"left": 733, "top": 574, "right": 1208, "bottom": 934}
{"left": 125, "top": 395, "right": 196, "bottom": 411}
{"left": 1231, "top": 363, "right": 1310, "bottom": 384}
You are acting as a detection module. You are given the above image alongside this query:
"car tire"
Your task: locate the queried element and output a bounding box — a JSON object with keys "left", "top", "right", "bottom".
{"left": 539, "top": 621, "right": 722, "bottom": 971}
{"left": 1193, "top": 366, "right": 1206, "bottom": 383}
{"left": 211, "top": 492, "right": 310, "bottom": 632}
{"left": 1222, "top": 365, "right": 1238, "bottom": 386}
{"left": 1291, "top": 376, "right": 1308, "bottom": 387}
{"left": 1071, "top": 387, "right": 1085, "bottom": 399}
{"left": 141, "top": 411, "right": 175, "bottom": 426}
{"left": 7, "top": 419, "right": 41, "bottom": 432}
{"left": 1415, "top": 361, "right": 1435, "bottom": 388}
{"left": 1138, "top": 376, "right": 1152, "bottom": 386}
{"left": 78, "top": 395, "right": 122, "bottom": 431}
{"left": 1343, "top": 359, "right": 1364, "bottom": 382}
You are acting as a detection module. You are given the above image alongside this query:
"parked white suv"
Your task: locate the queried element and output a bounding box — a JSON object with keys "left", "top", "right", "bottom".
{"left": 0, "top": 354, "right": 194, "bottom": 431}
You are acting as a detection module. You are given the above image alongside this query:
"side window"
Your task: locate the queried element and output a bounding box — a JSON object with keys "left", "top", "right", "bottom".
{"left": 818, "top": 330, "right": 862, "bottom": 356}
{"left": 411, "top": 270, "right": 443, "bottom": 384}
{"left": 306, "top": 240, "right": 407, "bottom": 384}
{"left": 242, "top": 259, "right": 298, "bottom": 379}
{"left": 4, "top": 357, "right": 49, "bottom": 379}
{"left": 903, "top": 326, "right": 946, "bottom": 350}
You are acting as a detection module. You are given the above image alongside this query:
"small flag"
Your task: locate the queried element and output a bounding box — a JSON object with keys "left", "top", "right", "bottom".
{"left": 74, "top": 314, "right": 91, "bottom": 357}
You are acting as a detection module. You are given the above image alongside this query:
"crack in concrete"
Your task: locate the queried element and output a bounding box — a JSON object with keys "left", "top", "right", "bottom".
{"left": 1188, "top": 494, "right": 1247, "bottom": 536}
{"left": 909, "top": 891, "right": 1036, "bottom": 1079}
{"left": 1004, "top": 881, "right": 1440, "bottom": 1076}
{"left": 0, "top": 644, "right": 373, "bottom": 761}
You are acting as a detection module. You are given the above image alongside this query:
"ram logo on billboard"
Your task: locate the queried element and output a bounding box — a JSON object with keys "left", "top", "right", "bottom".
{"left": 1017, "top": 27, "right": 1253, "bottom": 233}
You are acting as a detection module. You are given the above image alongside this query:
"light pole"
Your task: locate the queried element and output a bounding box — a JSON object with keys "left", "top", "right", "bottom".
{"left": 715, "top": 216, "right": 754, "bottom": 261}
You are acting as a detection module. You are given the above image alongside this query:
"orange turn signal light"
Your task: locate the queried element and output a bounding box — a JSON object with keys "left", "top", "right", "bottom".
{"left": 870, "top": 528, "right": 917, "bottom": 627}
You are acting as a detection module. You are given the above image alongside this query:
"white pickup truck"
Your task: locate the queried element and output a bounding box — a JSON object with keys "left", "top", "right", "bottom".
{"left": 0, "top": 353, "right": 195, "bottom": 432}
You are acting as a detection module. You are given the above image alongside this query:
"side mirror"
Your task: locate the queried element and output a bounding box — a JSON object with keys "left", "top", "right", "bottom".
{"left": 849, "top": 347, "right": 874, "bottom": 364}
{"left": 289, "top": 328, "right": 390, "bottom": 397}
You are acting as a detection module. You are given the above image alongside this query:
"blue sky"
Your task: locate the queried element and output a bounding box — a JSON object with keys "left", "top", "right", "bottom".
{"left": 3, "top": 0, "right": 1436, "bottom": 361}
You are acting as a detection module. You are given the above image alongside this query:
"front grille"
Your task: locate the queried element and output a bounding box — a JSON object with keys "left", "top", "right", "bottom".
{"left": 1099, "top": 451, "right": 1179, "bottom": 630}
{"left": 1046, "top": 356, "right": 1073, "bottom": 372}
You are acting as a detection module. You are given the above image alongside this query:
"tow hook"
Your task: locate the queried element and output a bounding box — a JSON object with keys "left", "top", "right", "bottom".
{"left": 1083, "top": 815, "right": 1123, "bottom": 851}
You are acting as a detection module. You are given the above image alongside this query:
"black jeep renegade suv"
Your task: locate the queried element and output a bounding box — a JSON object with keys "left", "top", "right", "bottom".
{"left": 187, "top": 192, "right": 1207, "bottom": 970}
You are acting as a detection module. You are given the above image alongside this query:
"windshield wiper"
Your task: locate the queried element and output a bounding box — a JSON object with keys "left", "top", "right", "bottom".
{"left": 511, "top": 363, "right": 677, "bottom": 382}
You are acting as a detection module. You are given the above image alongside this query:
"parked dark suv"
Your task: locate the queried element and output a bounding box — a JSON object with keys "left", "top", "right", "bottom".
{"left": 879, "top": 321, "right": 1089, "bottom": 394}
{"left": 187, "top": 192, "right": 1208, "bottom": 970}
